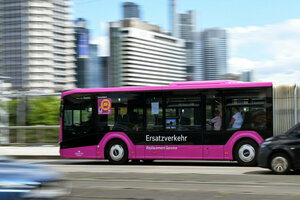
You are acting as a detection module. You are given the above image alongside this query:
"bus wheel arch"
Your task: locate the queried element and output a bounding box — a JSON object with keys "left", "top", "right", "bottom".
{"left": 233, "top": 138, "right": 259, "bottom": 166}
{"left": 105, "top": 139, "right": 128, "bottom": 165}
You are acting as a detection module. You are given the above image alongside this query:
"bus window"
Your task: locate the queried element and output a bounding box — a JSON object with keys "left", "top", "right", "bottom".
{"left": 146, "top": 94, "right": 163, "bottom": 131}
{"left": 68, "top": 104, "right": 92, "bottom": 126}
{"left": 206, "top": 94, "right": 222, "bottom": 131}
{"left": 110, "top": 92, "right": 144, "bottom": 132}
{"left": 165, "top": 91, "right": 202, "bottom": 131}
{"left": 63, "top": 103, "right": 93, "bottom": 136}
{"left": 224, "top": 88, "right": 268, "bottom": 131}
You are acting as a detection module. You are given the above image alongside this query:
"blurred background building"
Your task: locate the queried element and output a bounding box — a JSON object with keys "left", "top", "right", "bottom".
{"left": 0, "top": 0, "right": 76, "bottom": 93}
{"left": 74, "top": 18, "right": 89, "bottom": 88}
{"left": 195, "top": 28, "right": 227, "bottom": 81}
{"left": 193, "top": 32, "right": 204, "bottom": 81}
{"left": 122, "top": 2, "right": 140, "bottom": 19}
{"left": 87, "top": 44, "right": 103, "bottom": 88}
{"left": 169, "top": 0, "right": 195, "bottom": 81}
{"left": 176, "top": 10, "right": 196, "bottom": 81}
{"left": 241, "top": 71, "right": 253, "bottom": 82}
{"left": 100, "top": 56, "right": 109, "bottom": 88}
{"left": 220, "top": 71, "right": 254, "bottom": 82}
{"left": 169, "top": 0, "right": 177, "bottom": 37}
{"left": 74, "top": 18, "right": 104, "bottom": 88}
{"left": 109, "top": 18, "right": 186, "bottom": 87}
{"left": 219, "top": 73, "right": 240, "bottom": 81}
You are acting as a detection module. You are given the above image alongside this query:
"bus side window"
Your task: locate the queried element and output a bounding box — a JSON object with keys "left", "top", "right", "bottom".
{"left": 64, "top": 104, "right": 92, "bottom": 127}
{"left": 146, "top": 95, "right": 163, "bottom": 131}
{"left": 165, "top": 91, "right": 202, "bottom": 132}
{"left": 204, "top": 91, "right": 222, "bottom": 131}
{"left": 63, "top": 103, "right": 93, "bottom": 136}
{"left": 224, "top": 88, "right": 268, "bottom": 131}
{"left": 110, "top": 92, "right": 144, "bottom": 132}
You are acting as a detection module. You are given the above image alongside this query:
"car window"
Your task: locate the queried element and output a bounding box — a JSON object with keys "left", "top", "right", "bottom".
{"left": 287, "top": 124, "right": 300, "bottom": 137}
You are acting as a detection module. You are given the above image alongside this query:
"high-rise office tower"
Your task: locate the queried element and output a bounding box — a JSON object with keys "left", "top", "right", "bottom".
{"left": 100, "top": 56, "right": 109, "bottom": 88}
{"left": 177, "top": 10, "right": 196, "bottom": 41}
{"left": 193, "top": 32, "right": 203, "bottom": 81}
{"left": 169, "top": 1, "right": 196, "bottom": 80}
{"left": 109, "top": 19, "right": 186, "bottom": 87}
{"left": 87, "top": 44, "right": 103, "bottom": 88}
{"left": 195, "top": 28, "right": 227, "bottom": 81}
{"left": 169, "top": 0, "right": 177, "bottom": 37}
{"left": 123, "top": 2, "right": 140, "bottom": 19}
{"left": 0, "top": 0, "right": 76, "bottom": 93}
{"left": 74, "top": 18, "right": 89, "bottom": 88}
{"left": 177, "top": 10, "right": 196, "bottom": 80}
{"left": 75, "top": 20, "right": 104, "bottom": 88}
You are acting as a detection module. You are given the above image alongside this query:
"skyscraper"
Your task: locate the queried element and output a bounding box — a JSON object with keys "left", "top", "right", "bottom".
{"left": 169, "top": 1, "right": 196, "bottom": 80}
{"left": 169, "top": 0, "right": 177, "bottom": 37}
{"left": 177, "top": 10, "right": 196, "bottom": 80}
{"left": 177, "top": 10, "right": 196, "bottom": 41}
{"left": 123, "top": 2, "right": 140, "bottom": 19}
{"left": 0, "top": 0, "right": 76, "bottom": 93}
{"left": 193, "top": 32, "right": 203, "bottom": 81}
{"left": 195, "top": 28, "right": 227, "bottom": 81}
{"left": 74, "top": 18, "right": 89, "bottom": 88}
{"left": 87, "top": 44, "right": 103, "bottom": 88}
{"left": 109, "top": 19, "right": 186, "bottom": 87}
{"left": 100, "top": 56, "right": 109, "bottom": 88}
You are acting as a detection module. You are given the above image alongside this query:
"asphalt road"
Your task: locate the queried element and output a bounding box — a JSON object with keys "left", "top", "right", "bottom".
{"left": 22, "top": 159, "right": 300, "bottom": 200}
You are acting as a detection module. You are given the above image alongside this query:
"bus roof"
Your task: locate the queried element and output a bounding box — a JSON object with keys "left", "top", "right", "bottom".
{"left": 62, "top": 80, "right": 272, "bottom": 98}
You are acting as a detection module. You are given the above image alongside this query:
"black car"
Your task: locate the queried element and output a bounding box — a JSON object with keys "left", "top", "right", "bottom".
{"left": 258, "top": 123, "right": 300, "bottom": 174}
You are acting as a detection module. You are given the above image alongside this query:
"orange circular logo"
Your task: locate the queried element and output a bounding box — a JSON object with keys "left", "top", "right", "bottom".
{"left": 101, "top": 99, "right": 111, "bottom": 111}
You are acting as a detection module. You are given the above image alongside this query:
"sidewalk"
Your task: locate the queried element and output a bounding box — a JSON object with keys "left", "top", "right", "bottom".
{"left": 0, "top": 145, "right": 61, "bottom": 159}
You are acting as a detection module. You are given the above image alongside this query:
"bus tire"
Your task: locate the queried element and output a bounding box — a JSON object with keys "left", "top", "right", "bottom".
{"left": 106, "top": 140, "right": 128, "bottom": 165}
{"left": 234, "top": 139, "right": 258, "bottom": 166}
{"left": 270, "top": 153, "right": 291, "bottom": 175}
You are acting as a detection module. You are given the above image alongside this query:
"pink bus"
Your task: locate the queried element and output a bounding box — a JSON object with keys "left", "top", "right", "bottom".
{"left": 59, "top": 81, "right": 273, "bottom": 166}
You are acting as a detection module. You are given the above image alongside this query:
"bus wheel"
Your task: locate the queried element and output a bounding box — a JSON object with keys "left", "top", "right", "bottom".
{"left": 270, "top": 153, "right": 291, "bottom": 175}
{"left": 234, "top": 139, "right": 258, "bottom": 166}
{"left": 107, "top": 140, "right": 128, "bottom": 165}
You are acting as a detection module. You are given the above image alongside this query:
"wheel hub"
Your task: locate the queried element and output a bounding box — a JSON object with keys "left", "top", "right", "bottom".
{"left": 109, "top": 144, "right": 124, "bottom": 161}
{"left": 238, "top": 144, "right": 255, "bottom": 163}
{"left": 243, "top": 150, "right": 250, "bottom": 157}
{"left": 271, "top": 156, "right": 288, "bottom": 173}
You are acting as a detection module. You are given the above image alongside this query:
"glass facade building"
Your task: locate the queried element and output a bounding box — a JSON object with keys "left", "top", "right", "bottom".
{"left": 87, "top": 44, "right": 103, "bottom": 88}
{"left": 194, "top": 29, "right": 227, "bottom": 81}
{"left": 74, "top": 18, "right": 89, "bottom": 88}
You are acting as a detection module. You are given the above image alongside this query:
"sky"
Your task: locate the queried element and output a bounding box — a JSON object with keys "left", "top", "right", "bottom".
{"left": 72, "top": 0, "right": 300, "bottom": 84}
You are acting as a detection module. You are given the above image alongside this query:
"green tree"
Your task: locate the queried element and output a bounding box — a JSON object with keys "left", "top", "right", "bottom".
{"left": 8, "top": 99, "right": 20, "bottom": 126}
{"left": 27, "top": 96, "right": 60, "bottom": 125}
